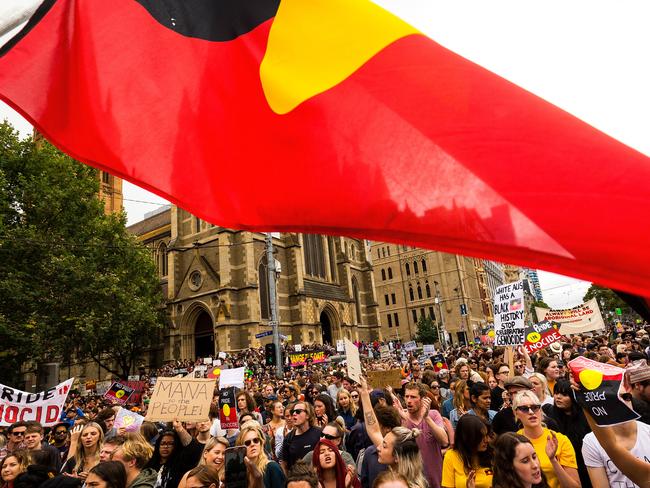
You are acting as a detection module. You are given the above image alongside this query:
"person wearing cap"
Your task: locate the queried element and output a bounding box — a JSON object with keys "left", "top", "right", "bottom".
{"left": 626, "top": 359, "right": 650, "bottom": 425}
{"left": 492, "top": 376, "right": 534, "bottom": 435}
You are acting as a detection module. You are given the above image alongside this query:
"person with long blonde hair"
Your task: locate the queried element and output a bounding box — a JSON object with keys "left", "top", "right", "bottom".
{"left": 336, "top": 389, "right": 357, "bottom": 430}
{"left": 528, "top": 373, "right": 553, "bottom": 406}
{"left": 377, "top": 427, "right": 428, "bottom": 488}
{"left": 177, "top": 436, "right": 229, "bottom": 488}
{"left": 62, "top": 422, "right": 104, "bottom": 479}
{"left": 449, "top": 380, "right": 471, "bottom": 429}
{"left": 236, "top": 422, "right": 285, "bottom": 487}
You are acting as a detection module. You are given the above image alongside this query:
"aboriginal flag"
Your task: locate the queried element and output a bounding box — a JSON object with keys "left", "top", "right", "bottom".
{"left": 2, "top": 1, "right": 650, "bottom": 298}
{"left": 431, "top": 354, "right": 448, "bottom": 373}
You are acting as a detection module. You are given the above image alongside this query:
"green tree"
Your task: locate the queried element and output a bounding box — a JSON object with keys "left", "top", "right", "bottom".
{"left": 415, "top": 315, "right": 439, "bottom": 344}
{"left": 583, "top": 285, "right": 638, "bottom": 321}
{"left": 530, "top": 300, "right": 550, "bottom": 323}
{"left": 0, "top": 122, "right": 165, "bottom": 383}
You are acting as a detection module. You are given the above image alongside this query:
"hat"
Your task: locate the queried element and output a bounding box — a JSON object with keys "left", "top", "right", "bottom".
{"left": 626, "top": 362, "right": 650, "bottom": 384}
{"left": 504, "top": 376, "right": 533, "bottom": 390}
{"left": 549, "top": 342, "right": 563, "bottom": 354}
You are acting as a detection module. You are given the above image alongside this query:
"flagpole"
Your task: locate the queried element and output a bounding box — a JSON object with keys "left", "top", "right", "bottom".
{"left": 266, "top": 233, "right": 283, "bottom": 378}
{"left": 0, "top": 1, "right": 42, "bottom": 38}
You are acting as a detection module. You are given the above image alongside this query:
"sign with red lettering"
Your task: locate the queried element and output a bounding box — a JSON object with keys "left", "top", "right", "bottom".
{"left": 0, "top": 378, "right": 74, "bottom": 427}
{"left": 218, "top": 387, "right": 238, "bottom": 429}
{"left": 523, "top": 321, "right": 563, "bottom": 354}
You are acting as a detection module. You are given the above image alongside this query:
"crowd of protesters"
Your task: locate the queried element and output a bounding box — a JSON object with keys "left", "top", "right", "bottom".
{"left": 0, "top": 323, "right": 649, "bottom": 488}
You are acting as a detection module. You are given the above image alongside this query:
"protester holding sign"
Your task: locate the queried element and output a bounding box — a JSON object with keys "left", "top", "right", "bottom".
{"left": 513, "top": 391, "right": 580, "bottom": 488}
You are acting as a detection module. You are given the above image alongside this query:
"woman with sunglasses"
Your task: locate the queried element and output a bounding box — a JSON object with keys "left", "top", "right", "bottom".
{"left": 336, "top": 390, "right": 358, "bottom": 431}
{"left": 312, "top": 438, "right": 360, "bottom": 488}
{"left": 236, "top": 423, "right": 285, "bottom": 488}
{"left": 350, "top": 391, "right": 360, "bottom": 409}
{"left": 513, "top": 391, "right": 580, "bottom": 488}
{"left": 302, "top": 421, "right": 356, "bottom": 469}
{"left": 178, "top": 436, "right": 230, "bottom": 488}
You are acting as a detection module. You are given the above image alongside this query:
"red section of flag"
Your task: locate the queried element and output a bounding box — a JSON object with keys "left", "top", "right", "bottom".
{"left": 1, "top": 0, "right": 650, "bottom": 297}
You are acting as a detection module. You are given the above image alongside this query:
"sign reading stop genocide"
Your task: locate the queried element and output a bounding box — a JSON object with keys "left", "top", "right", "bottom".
{"left": 0, "top": 378, "right": 74, "bottom": 427}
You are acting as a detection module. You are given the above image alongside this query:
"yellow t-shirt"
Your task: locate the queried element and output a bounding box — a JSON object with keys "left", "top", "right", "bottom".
{"left": 441, "top": 449, "right": 493, "bottom": 488}
{"left": 517, "top": 428, "right": 577, "bottom": 488}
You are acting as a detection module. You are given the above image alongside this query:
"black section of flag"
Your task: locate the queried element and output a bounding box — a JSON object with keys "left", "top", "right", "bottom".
{"left": 134, "top": 0, "right": 280, "bottom": 41}
{"left": 574, "top": 378, "right": 640, "bottom": 426}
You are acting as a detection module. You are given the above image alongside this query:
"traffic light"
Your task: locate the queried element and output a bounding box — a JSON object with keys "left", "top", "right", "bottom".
{"left": 265, "top": 343, "right": 276, "bottom": 366}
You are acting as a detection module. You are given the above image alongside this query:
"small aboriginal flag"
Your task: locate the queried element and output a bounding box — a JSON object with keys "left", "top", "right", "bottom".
{"left": 432, "top": 354, "right": 448, "bottom": 372}
{"left": 207, "top": 367, "right": 221, "bottom": 379}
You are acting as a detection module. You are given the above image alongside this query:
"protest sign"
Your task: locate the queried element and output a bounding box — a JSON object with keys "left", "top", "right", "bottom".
{"left": 379, "top": 345, "right": 390, "bottom": 360}
{"left": 124, "top": 381, "right": 146, "bottom": 404}
{"left": 95, "top": 380, "right": 112, "bottom": 396}
{"left": 218, "top": 352, "right": 226, "bottom": 360}
{"left": 523, "top": 320, "right": 563, "bottom": 354}
{"left": 203, "top": 357, "right": 213, "bottom": 365}
{"left": 336, "top": 340, "right": 345, "bottom": 353}
{"left": 344, "top": 338, "right": 362, "bottom": 384}
{"left": 219, "top": 367, "right": 245, "bottom": 389}
{"left": 127, "top": 375, "right": 140, "bottom": 381}
{"left": 423, "top": 344, "right": 436, "bottom": 356}
{"left": 114, "top": 407, "right": 144, "bottom": 432}
{"left": 104, "top": 382, "right": 135, "bottom": 405}
{"left": 494, "top": 281, "right": 525, "bottom": 346}
{"left": 0, "top": 378, "right": 73, "bottom": 427}
{"left": 218, "top": 387, "right": 238, "bottom": 429}
{"left": 368, "top": 369, "right": 402, "bottom": 389}
{"left": 207, "top": 366, "right": 221, "bottom": 379}
{"left": 403, "top": 341, "right": 417, "bottom": 352}
{"left": 536, "top": 298, "right": 605, "bottom": 335}
{"left": 295, "top": 344, "right": 302, "bottom": 352}
{"left": 84, "top": 380, "right": 97, "bottom": 392}
{"left": 431, "top": 354, "right": 448, "bottom": 372}
{"left": 288, "top": 350, "right": 328, "bottom": 367}
{"left": 146, "top": 377, "right": 216, "bottom": 422}
{"left": 568, "top": 357, "right": 639, "bottom": 426}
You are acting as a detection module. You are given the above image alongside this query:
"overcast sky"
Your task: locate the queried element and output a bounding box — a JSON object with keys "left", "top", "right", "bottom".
{"left": 3, "top": 1, "right": 648, "bottom": 308}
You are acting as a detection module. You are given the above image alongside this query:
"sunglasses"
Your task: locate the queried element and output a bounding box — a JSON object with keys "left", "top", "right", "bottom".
{"left": 516, "top": 405, "right": 541, "bottom": 414}
{"left": 11, "top": 431, "right": 25, "bottom": 436}
{"left": 431, "top": 385, "right": 440, "bottom": 389}
{"left": 291, "top": 409, "right": 306, "bottom": 415}
{"left": 321, "top": 433, "right": 340, "bottom": 440}
{"left": 244, "top": 438, "right": 261, "bottom": 447}
{"left": 351, "top": 394, "right": 359, "bottom": 399}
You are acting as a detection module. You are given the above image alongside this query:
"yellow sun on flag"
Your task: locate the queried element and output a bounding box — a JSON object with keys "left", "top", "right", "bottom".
{"left": 579, "top": 369, "right": 604, "bottom": 390}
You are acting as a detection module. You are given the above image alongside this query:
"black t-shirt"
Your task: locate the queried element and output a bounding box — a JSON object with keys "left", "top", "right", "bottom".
{"left": 491, "top": 386, "right": 504, "bottom": 411}
{"left": 280, "top": 426, "right": 321, "bottom": 469}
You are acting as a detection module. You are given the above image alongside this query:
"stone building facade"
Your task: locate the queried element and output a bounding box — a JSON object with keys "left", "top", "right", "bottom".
{"left": 370, "top": 242, "right": 488, "bottom": 346}
{"left": 128, "top": 207, "right": 380, "bottom": 360}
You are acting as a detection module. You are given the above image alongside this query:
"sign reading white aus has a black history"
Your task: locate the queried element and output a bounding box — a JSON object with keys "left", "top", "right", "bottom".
{"left": 494, "top": 281, "right": 525, "bottom": 346}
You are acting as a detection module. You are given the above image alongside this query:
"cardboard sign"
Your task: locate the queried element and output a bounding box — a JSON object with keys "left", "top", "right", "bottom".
{"left": 524, "top": 320, "right": 563, "bottom": 353}
{"left": 218, "top": 387, "right": 238, "bottom": 429}
{"left": 85, "top": 380, "right": 97, "bottom": 391}
{"left": 568, "top": 357, "right": 640, "bottom": 426}
{"left": 379, "top": 345, "right": 390, "bottom": 360}
{"left": 423, "top": 344, "right": 436, "bottom": 356}
{"left": 146, "top": 377, "right": 216, "bottom": 422}
{"left": 219, "top": 367, "right": 245, "bottom": 389}
{"left": 288, "top": 350, "right": 328, "bottom": 367}
{"left": 536, "top": 298, "right": 606, "bottom": 335}
{"left": 104, "top": 382, "right": 135, "bottom": 405}
{"left": 114, "top": 407, "right": 144, "bottom": 432}
{"left": 368, "top": 369, "right": 403, "bottom": 389}
{"left": 0, "top": 378, "right": 74, "bottom": 427}
{"left": 403, "top": 341, "right": 417, "bottom": 352}
{"left": 494, "top": 281, "right": 526, "bottom": 346}
{"left": 431, "top": 354, "right": 448, "bottom": 372}
{"left": 344, "top": 338, "right": 362, "bottom": 384}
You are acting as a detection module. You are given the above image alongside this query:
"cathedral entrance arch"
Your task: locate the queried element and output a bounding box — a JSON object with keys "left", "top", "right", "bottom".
{"left": 194, "top": 309, "right": 214, "bottom": 357}
{"left": 319, "top": 306, "right": 339, "bottom": 345}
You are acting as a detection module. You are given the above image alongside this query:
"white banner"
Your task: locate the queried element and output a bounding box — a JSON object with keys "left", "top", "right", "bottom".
{"left": 536, "top": 298, "right": 605, "bottom": 335}
{"left": 494, "top": 280, "right": 526, "bottom": 346}
{"left": 0, "top": 378, "right": 74, "bottom": 426}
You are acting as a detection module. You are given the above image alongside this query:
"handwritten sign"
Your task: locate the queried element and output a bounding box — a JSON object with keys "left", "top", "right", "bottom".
{"left": 368, "top": 369, "right": 402, "bottom": 389}
{"left": 568, "top": 357, "right": 640, "bottom": 426}
{"left": 219, "top": 367, "right": 245, "bottom": 389}
{"left": 423, "top": 344, "right": 436, "bottom": 356}
{"left": 0, "top": 378, "right": 73, "bottom": 427}
{"left": 114, "top": 407, "right": 144, "bottom": 432}
{"left": 524, "top": 321, "right": 562, "bottom": 354}
{"left": 146, "top": 377, "right": 216, "bottom": 422}
{"left": 104, "top": 382, "right": 135, "bottom": 405}
{"left": 379, "top": 345, "right": 390, "bottom": 360}
{"left": 494, "top": 281, "right": 525, "bottom": 346}
{"left": 403, "top": 341, "right": 417, "bottom": 352}
{"left": 218, "top": 387, "right": 238, "bottom": 429}
{"left": 536, "top": 298, "right": 605, "bottom": 335}
{"left": 288, "top": 350, "right": 328, "bottom": 367}
{"left": 345, "top": 339, "right": 362, "bottom": 384}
